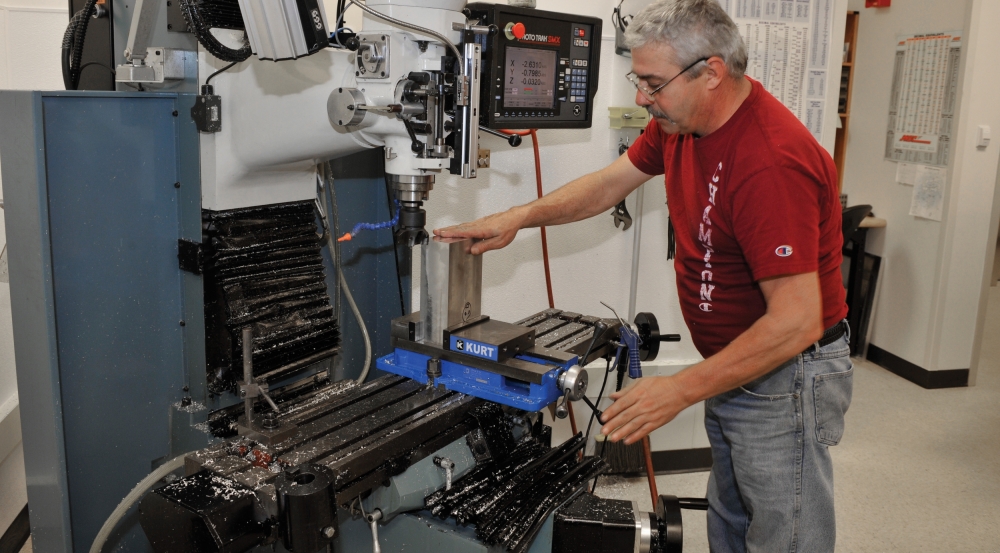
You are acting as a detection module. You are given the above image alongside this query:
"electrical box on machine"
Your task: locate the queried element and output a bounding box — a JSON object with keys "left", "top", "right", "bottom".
{"left": 467, "top": 3, "right": 602, "bottom": 130}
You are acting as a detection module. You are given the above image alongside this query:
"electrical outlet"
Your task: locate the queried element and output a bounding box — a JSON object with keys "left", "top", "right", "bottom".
{"left": 977, "top": 125, "right": 991, "bottom": 149}
{"left": 477, "top": 149, "right": 490, "bottom": 168}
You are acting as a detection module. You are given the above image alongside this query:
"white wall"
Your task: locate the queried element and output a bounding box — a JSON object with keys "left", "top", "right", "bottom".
{"left": 930, "top": 0, "right": 1000, "bottom": 381}
{"left": 0, "top": 0, "right": 67, "bottom": 537}
{"left": 841, "top": 2, "right": 968, "bottom": 369}
{"left": 841, "top": 0, "right": 1000, "bottom": 378}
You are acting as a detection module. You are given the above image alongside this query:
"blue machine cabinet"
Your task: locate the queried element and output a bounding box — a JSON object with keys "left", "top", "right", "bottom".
{"left": 1, "top": 91, "right": 204, "bottom": 553}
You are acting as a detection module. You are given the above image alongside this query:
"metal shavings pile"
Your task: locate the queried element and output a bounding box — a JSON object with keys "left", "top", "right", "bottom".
{"left": 424, "top": 434, "right": 607, "bottom": 553}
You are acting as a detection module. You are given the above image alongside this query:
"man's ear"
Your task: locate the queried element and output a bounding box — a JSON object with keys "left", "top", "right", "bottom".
{"left": 703, "top": 56, "right": 728, "bottom": 91}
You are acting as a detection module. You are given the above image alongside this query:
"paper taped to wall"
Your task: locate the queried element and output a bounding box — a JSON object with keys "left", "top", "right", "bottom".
{"left": 909, "top": 165, "right": 947, "bottom": 221}
{"left": 895, "top": 162, "right": 918, "bottom": 185}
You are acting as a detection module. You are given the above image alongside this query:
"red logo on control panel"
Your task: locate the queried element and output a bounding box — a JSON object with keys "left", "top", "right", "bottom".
{"left": 504, "top": 21, "right": 562, "bottom": 45}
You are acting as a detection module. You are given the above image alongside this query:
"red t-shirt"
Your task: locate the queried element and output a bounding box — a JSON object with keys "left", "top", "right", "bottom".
{"left": 627, "top": 78, "right": 848, "bottom": 357}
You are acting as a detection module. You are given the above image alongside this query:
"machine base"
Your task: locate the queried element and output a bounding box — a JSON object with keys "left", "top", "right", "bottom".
{"left": 337, "top": 510, "right": 554, "bottom": 553}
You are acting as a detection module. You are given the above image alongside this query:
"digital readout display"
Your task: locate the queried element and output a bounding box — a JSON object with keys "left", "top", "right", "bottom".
{"left": 503, "top": 47, "right": 557, "bottom": 109}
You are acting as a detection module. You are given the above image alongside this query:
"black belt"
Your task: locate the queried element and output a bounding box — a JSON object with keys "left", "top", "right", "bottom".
{"left": 815, "top": 320, "right": 848, "bottom": 349}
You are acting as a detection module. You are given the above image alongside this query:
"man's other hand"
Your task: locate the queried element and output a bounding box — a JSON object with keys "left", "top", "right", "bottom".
{"left": 599, "top": 375, "right": 687, "bottom": 445}
{"left": 433, "top": 207, "right": 527, "bottom": 255}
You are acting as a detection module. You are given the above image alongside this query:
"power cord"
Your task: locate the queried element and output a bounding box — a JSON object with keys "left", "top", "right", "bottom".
{"left": 317, "top": 170, "right": 373, "bottom": 384}
{"left": 78, "top": 61, "right": 115, "bottom": 79}
{"left": 383, "top": 174, "right": 407, "bottom": 317}
{"left": 612, "top": 0, "right": 631, "bottom": 34}
{"left": 590, "top": 351, "right": 622, "bottom": 494}
{"left": 205, "top": 61, "right": 238, "bottom": 87}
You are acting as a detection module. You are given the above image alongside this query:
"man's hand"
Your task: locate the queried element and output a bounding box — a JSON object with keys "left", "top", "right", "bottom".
{"left": 433, "top": 207, "right": 527, "bottom": 255}
{"left": 597, "top": 272, "right": 824, "bottom": 446}
{"left": 599, "top": 376, "right": 688, "bottom": 445}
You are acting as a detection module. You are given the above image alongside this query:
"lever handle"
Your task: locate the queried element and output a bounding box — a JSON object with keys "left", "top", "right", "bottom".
{"left": 367, "top": 509, "right": 382, "bottom": 553}
{"left": 555, "top": 389, "right": 570, "bottom": 419}
{"left": 579, "top": 321, "right": 609, "bottom": 366}
{"left": 479, "top": 126, "right": 523, "bottom": 147}
{"left": 434, "top": 457, "right": 455, "bottom": 490}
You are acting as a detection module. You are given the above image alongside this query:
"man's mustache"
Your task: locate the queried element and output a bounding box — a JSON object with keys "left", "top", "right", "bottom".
{"left": 647, "top": 106, "right": 675, "bottom": 124}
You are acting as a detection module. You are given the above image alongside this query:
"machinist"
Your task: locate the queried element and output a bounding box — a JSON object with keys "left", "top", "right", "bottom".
{"left": 435, "top": 0, "right": 853, "bottom": 551}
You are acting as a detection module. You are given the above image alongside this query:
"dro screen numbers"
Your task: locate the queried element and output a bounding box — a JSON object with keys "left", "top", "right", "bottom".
{"left": 503, "top": 47, "right": 557, "bottom": 109}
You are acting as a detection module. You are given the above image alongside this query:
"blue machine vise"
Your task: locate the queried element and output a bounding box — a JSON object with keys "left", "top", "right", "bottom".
{"left": 377, "top": 309, "right": 622, "bottom": 411}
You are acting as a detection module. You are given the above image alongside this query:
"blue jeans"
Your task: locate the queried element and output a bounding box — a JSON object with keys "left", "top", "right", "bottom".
{"left": 704, "top": 330, "right": 853, "bottom": 553}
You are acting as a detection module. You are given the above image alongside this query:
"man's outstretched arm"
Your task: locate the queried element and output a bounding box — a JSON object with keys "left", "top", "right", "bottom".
{"left": 599, "top": 271, "right": 826, "bottom": 445}
{"left": 434, "top": 153, "right": 653, "bottom": 254}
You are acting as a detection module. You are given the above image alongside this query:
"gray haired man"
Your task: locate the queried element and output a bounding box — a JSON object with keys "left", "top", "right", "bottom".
{"left": 437, "top": 1, "right": 852, "bottom": 550}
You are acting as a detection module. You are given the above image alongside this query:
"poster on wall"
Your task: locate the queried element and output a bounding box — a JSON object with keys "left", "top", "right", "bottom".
{"left": 716, "top": 0, "right": 835, "bottom": 141}
{"left": 909, "top": 165, "right": 947, "bottom": 221}
{"left": 884, "top": 32, "right": 963, "bottom": 167}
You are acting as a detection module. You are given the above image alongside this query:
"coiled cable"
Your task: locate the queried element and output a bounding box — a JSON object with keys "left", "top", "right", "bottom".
{"left": 179, "top": 0, "right": 252, "bottom": 62}
{"left": 61, "top": 0, "right": 99, "bottom": 90}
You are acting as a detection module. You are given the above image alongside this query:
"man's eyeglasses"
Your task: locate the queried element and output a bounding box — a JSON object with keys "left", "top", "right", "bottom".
{"left": 626, "top": 57, "right": 710, "bottom": 101}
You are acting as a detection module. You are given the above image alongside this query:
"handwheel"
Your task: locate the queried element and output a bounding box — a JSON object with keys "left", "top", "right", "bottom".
{"left": 634, "top": 312, "right": 660, "bottom": 362}
{"left": 634, "top": 312, "right": 681, "bottom": 362}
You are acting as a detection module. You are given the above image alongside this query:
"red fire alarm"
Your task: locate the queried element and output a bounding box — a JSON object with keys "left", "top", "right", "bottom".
{"left": 866, "top": 0, "right": 890, "bottom": 7}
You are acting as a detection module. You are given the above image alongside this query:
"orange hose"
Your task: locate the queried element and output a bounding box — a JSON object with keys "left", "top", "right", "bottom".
{"left": 517, "top": 128, "right": 576, "bottom": 437}
{"left": 642, "top": 436, "right": 658, "bottom": 506}
{"left": 527, "top": 129, "right": 556, "bottom": 311}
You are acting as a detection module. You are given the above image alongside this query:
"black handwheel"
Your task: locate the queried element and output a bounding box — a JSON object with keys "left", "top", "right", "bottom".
{"left": 635, "top": 312, "right": 682, "bottom": 362}
{"left": 654, "top": 494, "right": 684, "bottom": 553}
{"left": 635, "top": 312, "right": 660, "bottom": 362}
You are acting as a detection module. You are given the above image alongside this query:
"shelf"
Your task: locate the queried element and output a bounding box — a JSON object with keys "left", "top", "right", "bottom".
{"left": 834, "top": 11, "right": 860, "bottom": 193}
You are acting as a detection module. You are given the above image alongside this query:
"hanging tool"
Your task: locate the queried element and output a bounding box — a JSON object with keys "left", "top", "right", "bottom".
{"left": 611, "top": 200, "right": 633, "bottom": 231}
{"left": 610, "top": 138, "right": 633, "bottom": 231}
{"left": 611, "top": 140, "right": 642, "bottom": 232}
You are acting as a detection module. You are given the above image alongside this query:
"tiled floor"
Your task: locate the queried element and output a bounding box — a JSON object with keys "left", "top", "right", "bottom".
{"left": 597, "top": 288, "right": 1000, "bottom": 552}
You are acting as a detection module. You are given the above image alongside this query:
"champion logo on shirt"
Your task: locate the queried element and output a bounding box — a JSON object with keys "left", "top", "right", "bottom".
{"left": 775, "top": 245, "right": 793, "bottom": 257}
{"left": 697, "top": 162, "right": 723, "bottom": 314}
